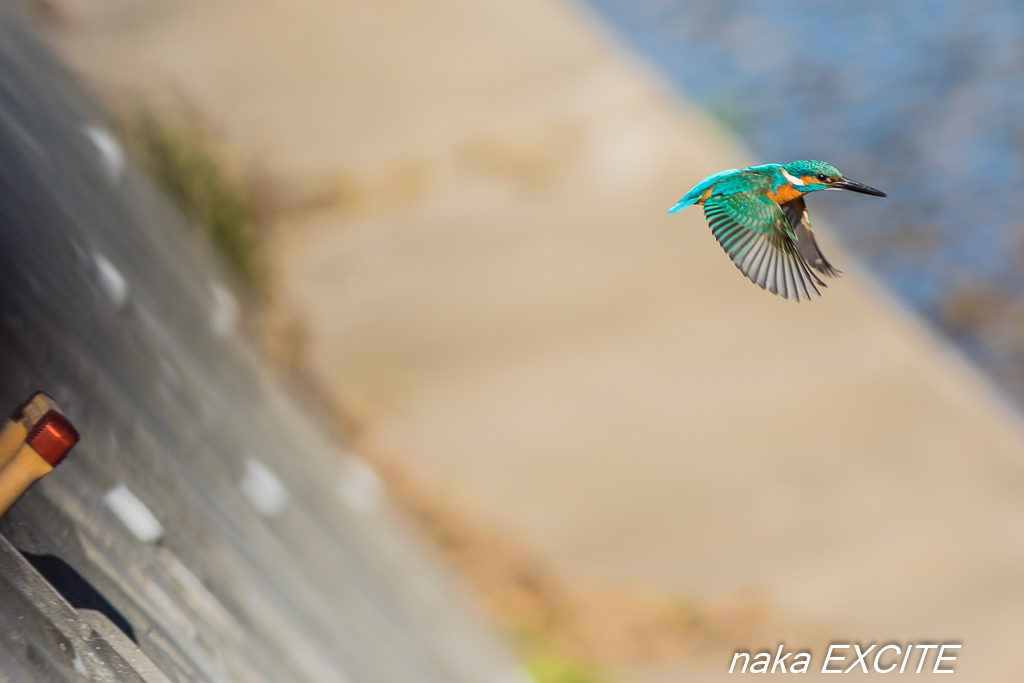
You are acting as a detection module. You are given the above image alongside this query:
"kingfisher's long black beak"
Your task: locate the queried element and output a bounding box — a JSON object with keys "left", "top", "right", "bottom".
{"left": 831, "top": 178, "right": 887, "bottom": 197}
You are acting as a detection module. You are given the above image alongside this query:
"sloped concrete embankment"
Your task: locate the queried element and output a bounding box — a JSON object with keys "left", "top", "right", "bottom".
{"left": 0, "top": 5, "right": 517, "bottom": 682}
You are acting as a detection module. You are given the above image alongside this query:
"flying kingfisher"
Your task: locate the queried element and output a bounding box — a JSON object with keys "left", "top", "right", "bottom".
{"left": 668, "top": 160, "right": 886, "bottom": 301}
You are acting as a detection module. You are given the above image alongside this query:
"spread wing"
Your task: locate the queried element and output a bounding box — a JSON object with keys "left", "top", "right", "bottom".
{"left": 779, "top": 196, "right": 840, "bottom": 277}
{"left": 704, "top": 192, "right": 825, "bottom": 301}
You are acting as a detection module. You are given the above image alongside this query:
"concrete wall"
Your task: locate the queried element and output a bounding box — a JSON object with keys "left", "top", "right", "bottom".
{"left": 0, "top": 5, "right": 515, "bottom": 682}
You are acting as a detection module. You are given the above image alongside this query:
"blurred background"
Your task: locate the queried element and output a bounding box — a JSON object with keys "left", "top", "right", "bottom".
{"left": 20, "top": 0, "right": 1024, "bottom": 680}
{"left": 587, "top": 0, "right": 1024, "bottom": 405}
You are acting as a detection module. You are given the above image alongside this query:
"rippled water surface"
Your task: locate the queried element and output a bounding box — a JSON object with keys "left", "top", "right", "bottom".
{"left": 584, "top": 0, "right": 1024, "bottom": 400}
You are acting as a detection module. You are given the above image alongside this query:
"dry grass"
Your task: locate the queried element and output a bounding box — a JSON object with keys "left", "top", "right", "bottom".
{"left": 121, "top": 106, "right": 272, "bottom": 299}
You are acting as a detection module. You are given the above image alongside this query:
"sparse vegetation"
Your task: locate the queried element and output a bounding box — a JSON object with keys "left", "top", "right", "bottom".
{"left": 124, "top": 108, "right": 266, "bottom": 298}
{"left": 527, "top": 656, "right": 608, "bottom": 683}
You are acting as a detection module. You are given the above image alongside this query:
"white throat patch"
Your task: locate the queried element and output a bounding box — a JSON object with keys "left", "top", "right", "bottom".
{"left": 781, "top": 168, "right": 805, "bottom": 186}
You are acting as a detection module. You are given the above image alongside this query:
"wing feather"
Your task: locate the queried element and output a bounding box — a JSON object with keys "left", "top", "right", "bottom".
{"left": 704, "top": 191, "right": 824, "bottom": 301}
{"left": 783, "top": 253, "right": 798, "bottom": 301}
{"left": 782, "top": 250, "right": 798, "bottom": 299}
{"left": 767, "top": 249, "right": 781, "bottom": 296}
{"left": 765, "top": 249, "right": 779, "bottom": 294}
{"left": 779, "top": 196, "right": 841, "bottom": 277}
{"left": 751, "top": 239, "right": 772, "bottom": 288}
{"left": 794, "top": 256, "right": 819, "bottom": 299}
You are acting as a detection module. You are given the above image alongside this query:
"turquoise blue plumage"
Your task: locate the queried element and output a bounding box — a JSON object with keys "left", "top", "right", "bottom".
{"left": 669, "top": 160, "right": 886, "bottom": 301}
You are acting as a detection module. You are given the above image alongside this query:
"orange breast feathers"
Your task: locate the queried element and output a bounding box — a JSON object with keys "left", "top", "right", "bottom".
{"left": 767, "top": 182, "right": 803, "bottom": 205}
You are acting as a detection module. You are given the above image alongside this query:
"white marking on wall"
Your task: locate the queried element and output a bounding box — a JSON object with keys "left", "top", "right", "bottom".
{"left": 82, "top": 125, "right": 125, "bottom": 182}
{"left": 72, "top": 652, "right": 88, "bottom": 677}
{"left": 336, "top": 457, "right": 384, "bottom": 515}
{"left": 240, "top": 459, "right": 290, "bottom": 517}
{"left": 781, "top": 168, "right": 805, "bottom": 186}
{"left": 104, "top": 483, "right": 164, "bottom": 542}
{"left": 94, "top": 253, "right": 128, "bottom": 308}
{"left": 208, "top": 283, "right": 239, "bottom": 336}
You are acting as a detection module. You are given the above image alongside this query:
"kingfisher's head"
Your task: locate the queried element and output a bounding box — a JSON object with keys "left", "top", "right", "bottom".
{"left": 781, "top": 160, "right": 887, "bottom": 197}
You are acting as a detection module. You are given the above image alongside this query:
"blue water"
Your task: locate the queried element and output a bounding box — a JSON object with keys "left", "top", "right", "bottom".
{"left": 583, "top": 0, "right": 1024, "bottom": 398}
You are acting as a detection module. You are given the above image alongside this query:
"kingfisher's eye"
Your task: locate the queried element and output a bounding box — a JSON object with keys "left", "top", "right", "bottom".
{"left": 817, "top": 174, "right": 828, "bottom": 181}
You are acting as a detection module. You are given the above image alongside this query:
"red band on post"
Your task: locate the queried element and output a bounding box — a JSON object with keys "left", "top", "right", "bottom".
{"left": 27, "top": 411, "right": 79, "bottom": 466}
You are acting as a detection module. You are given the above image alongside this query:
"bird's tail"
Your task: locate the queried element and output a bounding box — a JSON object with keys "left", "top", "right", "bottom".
{"left": 667, "top": 168, "right": 740, "bottom": 214}
{"left": 667, "top": 195, "right": 700, "bottom": 213}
